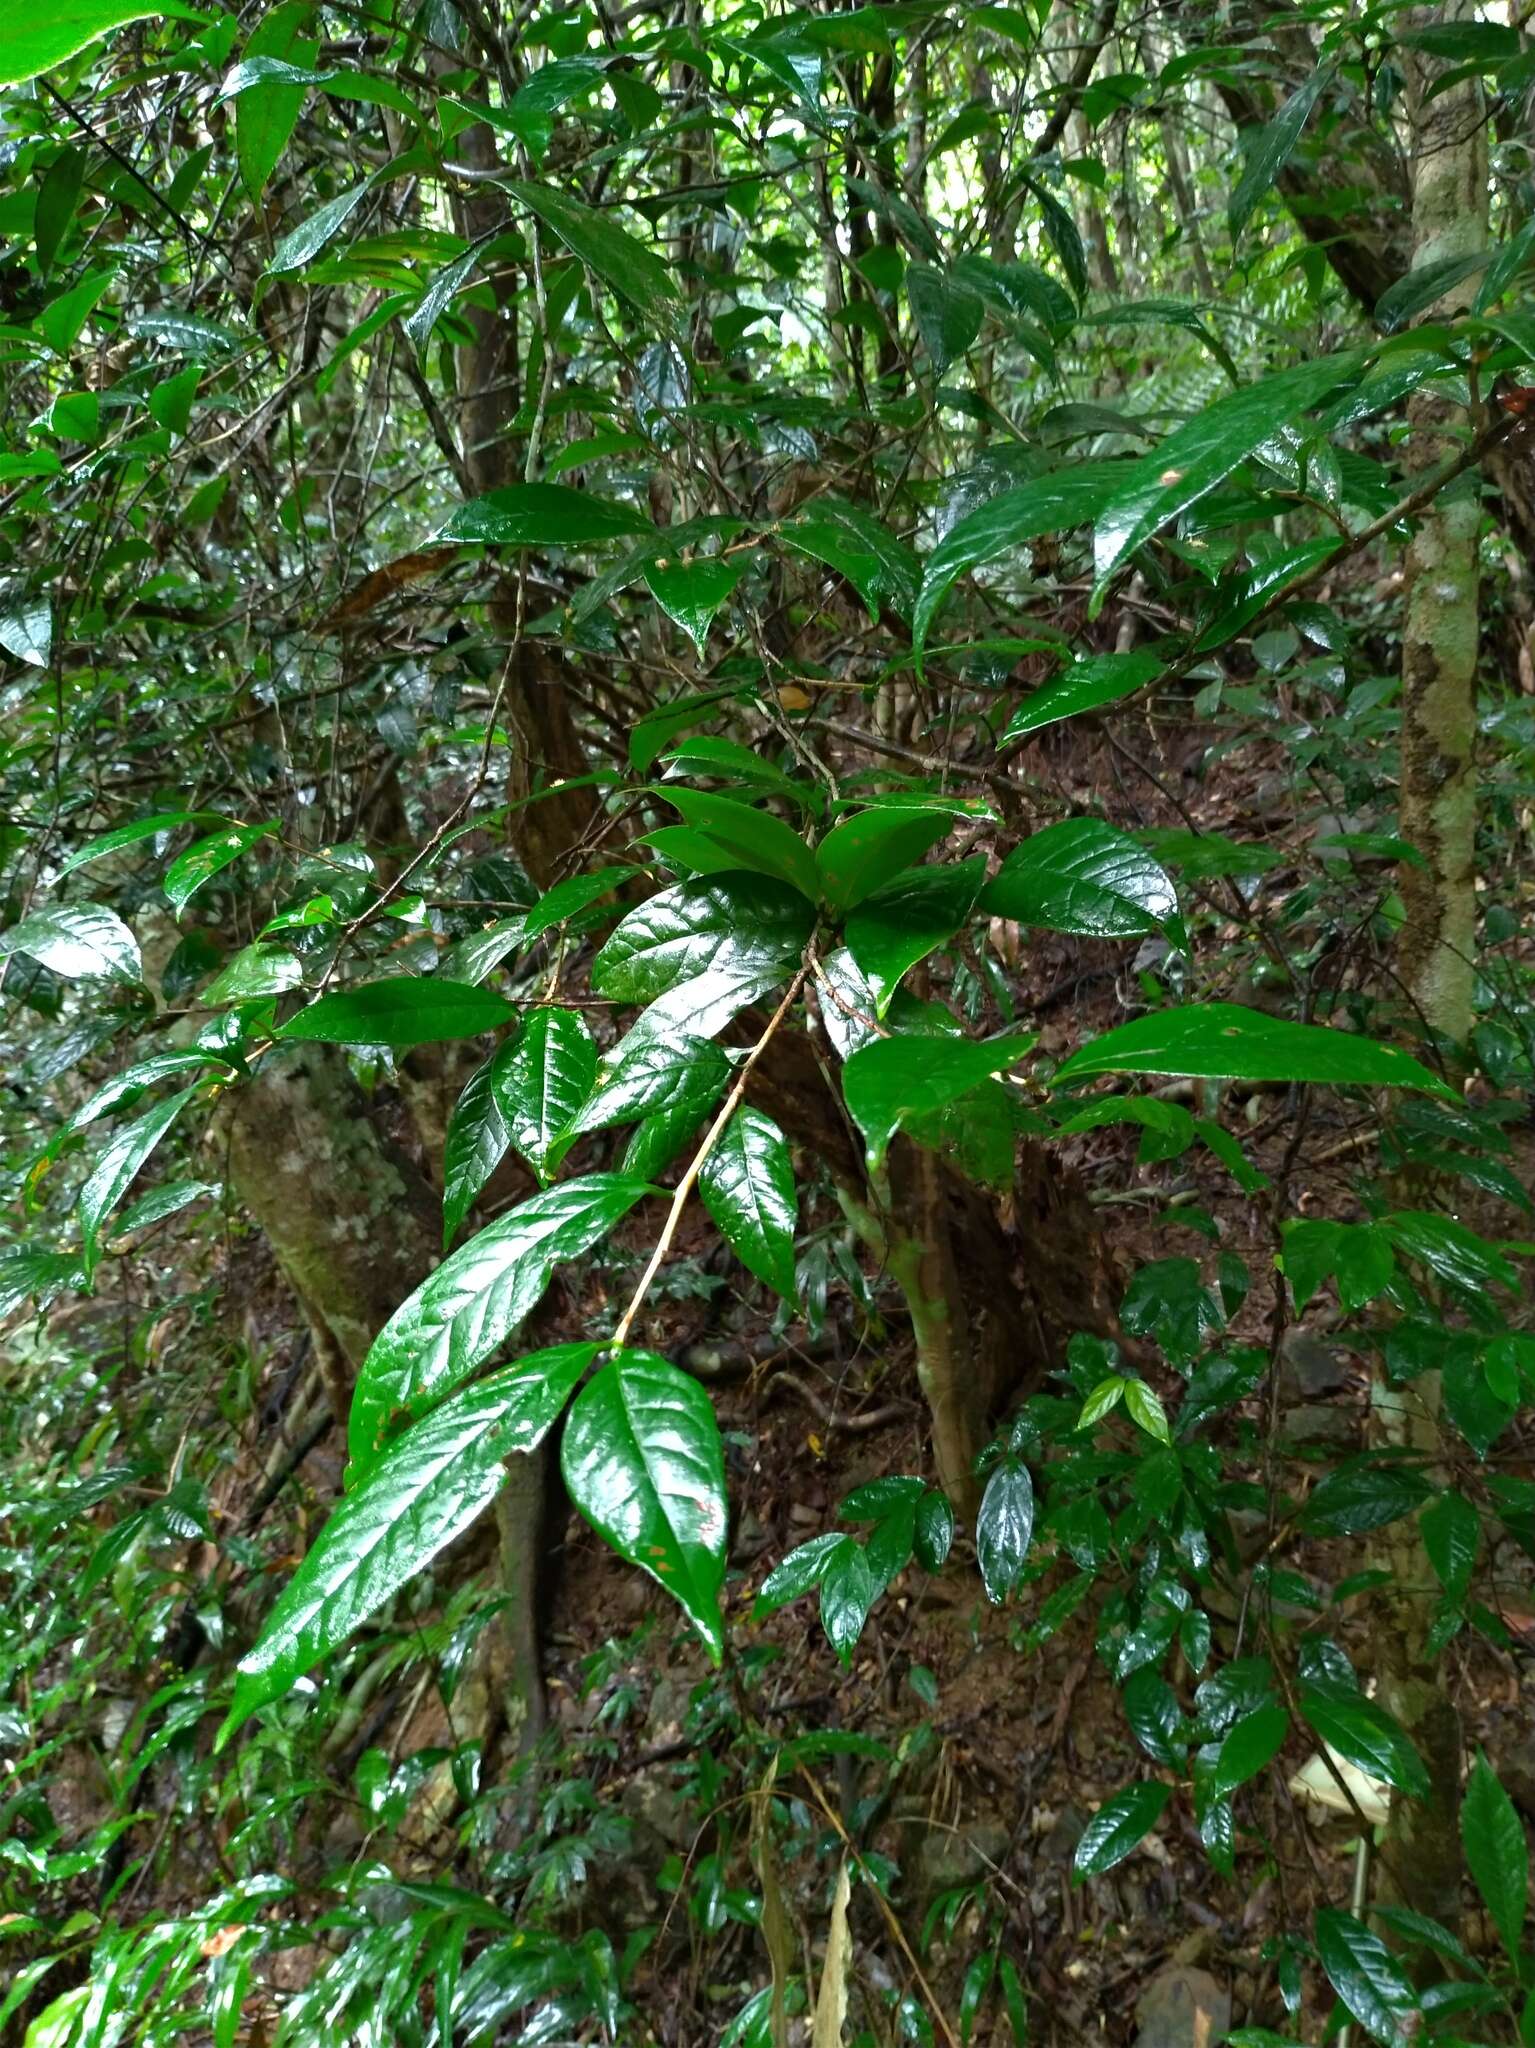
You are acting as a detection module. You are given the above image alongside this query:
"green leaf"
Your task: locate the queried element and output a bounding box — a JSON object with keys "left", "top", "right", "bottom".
{"left": 699, "top": 1106, "right": 797, "bottom": 1300}
{"left": 0, "top": 1, "right": 203, "bottom": 85}
{"left": 223, "top": 1345, "right": 595, "bottom": 1740}
{"left": 1301, "top": 1464, "right": 1432, "bottom": 1537}
{"left": 913, "top": 463, "right": 1125, "bottom": 658}
{"left": 819, "top": 1536, "right": 878, "bottom": 1664}
{"left": 1229, "top": 72, "right": 1328, "bottom": 242}
{"left": 350, "top": 1175, "right": 649, "bottom": 1471}
{"left": 562, "top": 1349, "right": 728, "bottom": 1659}
{"left": 0, "top": 903, "right": 141, "bottom": 984}
{"left": 907, "top": 263, "right": 984, "bottom": 373}
{"left": 163, "top": 821, "right": 274, "bottom": 913}
{"left": 1463, "top": 1753, "right": 1527, "bottom": 1959}
{"left": 1091, "top": 352, "right": 1360, "bottom": 607}
{"left": 202, "top": 944, "right": 301, "bottom": 1004}
{"left": 0, "top": 593, "right": 53, "bottom": 666}
{"left": 644, "top": 557, "right": 745, "bottom": 651}
{"left": 437, "top": 482, "right": 652, "bottom": 548}
{"left": 660, "top": 791, "right": 819, "bottom": 900}
{"left": 491, "top": 1007, "right": 597, "bottom": 1183}
{"left": 982, "top": 819, "right": 1175, "bottom": 938}
{"left": 914, "top": 1491, "right": 955, "bottom": 1573}
{"left": 781, "top": 501, "right": 920, "bottom": 622}
{"left": 1080, "top": 1373, "right": 1125, "bottom": 1426}
{"left": 35, "top": 145, "right": 85, "bottom": 277}
{"left": 234, "top": 3, "right": 316, "bottom": 202}
{"left": 977, "top": 1456, "right": 1034, "bottom": 1602}
{"left": 1210, "top": 1702, "right": 1289, "bottom": 1800}
{"left": 442, "top": 1047, "right": 516, "bottom": 1248}
{"left": 265, "top": 181, "right": 374, "bottom": 279}
{"left": 1420, "top": 1490, "right": 1479, "bottom": 1602}
{"left": 841, "top": 1030, "right": 1036, "bottom": 1171}
{"left": 1377, "top": 254, "right": 1489, "bottom": 334}
{"left": 520, "top": 866, "right": 629, "bottom": 942}
{"left": 402, "top": 247, "right": 479, "bottom": 351}
{"left": 563, "top": 1033, "right": 730, "bottom": 1147}
{"left": 1000, "top": 649, "right": 1163, "bottom": 744}
{"left": 593, "top": 874, "right": 812, "bottom": 1008}
{"left": 845, "top": 857, "right": 985, "bottom": 1017}
{"left": 816, "top": 806, "right": 951, "bottom": 916}
{"left": 1297, "top": 1685, "right": 1429, "bottom": 1800}
{"left": 754, "top": 1530, "right": 843, "bottom": 1614}
{"left": 1313, "top": 1910, "right": 1418, "bottom": 2048}
{"left": 276, "top": 978, "right": 516, "bottom": 1048}
{"left": 1072, "top": 1782, "right": 1170, "bottom": 1881}
{"left": 1122, "top": 1668, "right": 1187, "bottom": 1767}
{"left": 1123, "top": 1380, "right": 1173, "bottom": 1445}
{"left": 507, "top": 180, "right": 680, "bottom": 332}
{"left": 1054, "top": 1003, "right": 1451, "bottom": 1096}
{"left": 79, "top": 1086, "right": 198, "bottom": 1280}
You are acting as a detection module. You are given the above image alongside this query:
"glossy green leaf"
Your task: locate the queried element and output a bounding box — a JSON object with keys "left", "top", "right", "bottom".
{"left": 1313, "top": 1910, "right": 1418, "bottom": 2048}
{"left": 819, "top": 1536, "right": 878, "bottom": 1664}
{"left": 266, "top": 180, "right": 373, "bottom": 279}
{"left": 1054, "top": 1003, "right": 1451, "bottom": 1095}
{"left": 507, "top": 180, "right": 680, "bottom": 331}
{"left": 234, "top": 4, "right": 316, "bottom": 201}
{"left": 1463, "top": 1752, "right": 1527, "bottom": 1960}
{"left": 1122, "top": 1668, "right": 1187, "bottom": 1767}
{"left": 277, "top": 978, "right": 515, "bottom": 1048}
{"left": 1072, "top": 1782, "right": 1170, "bottom": 1881}
{"left": 1209, "top": 1702, "right": 1289, "bottom": 1800}
{"left": 1228, "top": 71, "right": 1328, "bottom": 241}
{"left": 842, "top": 1030, "right": 1034, "bottom": 1171}
{"left": 1091, "top": 352, "right": 1360, "bottom": 605}
{"left": 1420, "top": 1490, "right": 1479, "bottom": 1602}
{"left": 913, "top": 462, "right": 1124, "bottom": 657}
{"left": 660, "top": 791, "right": 819, "bottom": 900}
{"left": 1123, "top": 1379, "right": 1173, "bottom": 1444}
{"left": 700, "top": 1106, "right": 797, "bottom": 1300}
{"left": 914, "top": 1490, "right": 954, "bottom": 1573}
{"left": 816, "top": 806, "right": 951, "bottom": 916}
{"left": 1301, "top": 1465, "right": 1432, "bottom": 1537}
{"left": 224, "top": 1344, "right": 595, "bottom": 1739}
{"left": 1001, "top": 648, "right": 1164, "bottom": 744}
{"left": 908, "top": 263, "right": 984, "bottom": 373}
{"left": 0, "top": 903, "right": 141, "bottom": 984}
{"left": 437, "top": 482, "right": 652, "bottom": 547}
{"left": 1297, "top": 1684, "right": 1429, "bottom": 1799}
{"left": 520, "top": 866, "right": 630, "bottom": 942}
{"left": 561, "top": 1349, "right": 728, "bottom": 1659}
{"left": 0, "top": 1, "right": 203, "bottom": 85}
{"left": 202, "top": 944, "right": 301, "bottom": 1004}
{"left": 350, "top": 1175, "right": 649, "bottom": 1470}
{"left": 491, "top": 1006, "right": 597, "bottom": 1182}
{"left": 644, "top": 557, "right": 745, "bottom": 651}
{"left": 563, "top": 1033, "right": 730, "bottom": 1144}
{"left": 982, "top": 819, "right": 1175, "bottom": 938}
{"left": 79, "top": 1085, "right": 198, "bottom": 1280}
{"left": 593, "top": 874, "right": 812, "bottom": 1009}
{"left": 754, "top": 1531, "right": 843, "bottom": 1614}
{"left": 442, "top": 1047, "right": 516, "bottom": 1248}
{"left": 781, "top": 501, "right": 920, "bottom": 622}
{"left": 845, "top": 857, "right": 985, "bottom": 1016}
{"left": 163, "top": 821, "right": 274, "bottom": 913}
{"left": 977, "top": 1456, "right": 1034, "bottom": 1602}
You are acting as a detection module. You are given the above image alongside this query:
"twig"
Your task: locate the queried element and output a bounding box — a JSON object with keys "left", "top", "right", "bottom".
{"left": 611, "top": 969, "right": 808, "bottom": 1350}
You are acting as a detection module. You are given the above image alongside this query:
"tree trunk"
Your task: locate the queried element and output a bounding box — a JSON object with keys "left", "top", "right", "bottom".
{"left": 746, "top": 1025, "right": 1117, "bottom": 1518}
{"left": 1373, "top": 6, "right": 1488, "bottom": 1931}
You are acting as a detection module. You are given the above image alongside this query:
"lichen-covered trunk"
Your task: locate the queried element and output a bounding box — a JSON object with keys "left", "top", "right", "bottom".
{"left": 1375, "top": 6, "right": 1488, "bottom": 1931}
{"left": 222, "top": 1047, "right": 549, "bottom": 1757}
